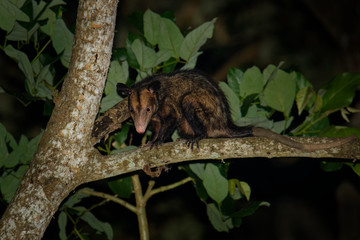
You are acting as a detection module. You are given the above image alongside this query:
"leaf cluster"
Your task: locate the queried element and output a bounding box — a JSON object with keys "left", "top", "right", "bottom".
{"left": 1, "top": 0, "right": 72, "bottom": 106}
{"left": 223, "top": 64, "right": 360, "bottom": 135}
{"left": 0, "top": 123, "right": 42, "bottom": 203}
{"left": 58, "top": 188, "right": 113, "bottom": 240}
{"left": 222, "top": 65, "right": 360, "bottom": 173}
{"left": 183, "top": 163, "right": 269, "bottom": 232}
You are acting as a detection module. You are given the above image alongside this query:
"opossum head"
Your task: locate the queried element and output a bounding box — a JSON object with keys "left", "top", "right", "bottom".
{"left": 117, "top": 81, "right": 160, "bottom": 134}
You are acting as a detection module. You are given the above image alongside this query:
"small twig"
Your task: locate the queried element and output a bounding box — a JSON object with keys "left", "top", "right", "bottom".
{"left": 81, "top": 188, "right": 137, "bottom": 213}
{"left": 143, "top": 180, "right": 155, "bottom": 202}
{"left": 148, "top": 177, "right": 193, "bottom": 198}
{"left": 132, "top": 175, "right": 149, "bottom": 240}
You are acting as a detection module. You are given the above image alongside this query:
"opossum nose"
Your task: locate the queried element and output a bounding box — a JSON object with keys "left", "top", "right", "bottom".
{"left": 136, "top": 126, "right": 146, "bottom": 134}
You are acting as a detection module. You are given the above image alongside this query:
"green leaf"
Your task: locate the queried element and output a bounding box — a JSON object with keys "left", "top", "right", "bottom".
{"left": 320, "top": 162, "right": 343, "bottom": 172}
{"left": 113, "top": 124, "right": 130, "bottom": 145}
{"left": 48, "top": 0, "right": 66, "bottom": 8}
{"left": 346, "top": 163, "right": 360, "bottom": 177}
{"left": 263, "top": 69, "right": 296, "bottom": 117}
{"left": 112, "top": 48, "right": 128, "bottom": 61}
{"left": 39, "top": 8, "right": 56, "bottom": 35}
{"left": 58, "top": 211, "right": 67, "bottom": 240}
{"left": 0, "top": 165, "right": 28, "bottom": 203}
{"left": 262, "top": 64, "right": 276, "bottom": 84}
{"left": 143, "top": 9, "right": 161, "bottom": 45}
{"left": 100, "top": 61, "right": 128, "bottom": 112}
{"left": 155, "top": 49, "right": 172, "bottom": 66}
{"left": 0, "top": 0, "right": 30, "bottom": 32}
{"left": 240, "top": 66, "right": 263, "bottom": 98}
{"left": 231, "top": 201, "right": 270, "bottom": 218}
{"left": 189, "top": 163, "right": 206, "bottom": 179}
{"left": 228, "top": 179, "right": 238, "bottom": 199}
{"left": 4, "top": 45, "right": 35, "bottom": 93}
{"left": 180, "top": 51, "right": 201, "bottom": 70}
{"left": 5, "top": 131, "right": 42, "bottom": 167}
{"left": 234, "top": 105, "right": 269, "bottom": 126}
{"left": 181, "top": 165, "right": 209, "bottom": 201}
{"left": 0, "top": 123, "right": 17, "bottom": 167}
{"left": 240, "top": 93, "right": 257, "bottom": 117}
{"left": 272, "top": 117, "right": 293, "bottom": 134}
{"left": 227, "top": 67, "right": 243, "bottom": 96}
{"left": 80, "top": 211, "right": 113, "bottom": 240}
{"left": 161, "top": 57, "right": 177, "bottom": 73}
{"left": 294, "top": 71, "right": 313, "bottom": 90}
{"left": 131, "top": 39, "right": 157, "bottom": 70}
{"left": 22, "top": 131, "right": 43, "bottom": 164}
{"left": 34, "top": 0, "right": 65, "bottom": 20}
{"left": 108, "top": 176, "right": 133, "bottom": 199}
{"left": 313, "top": 94, "right": 323, "bottom": 113}
{"left": 207, "top": 203, "right": 232, "bottom": 232}
{"left": 52, "top": 19, "right": 74, "bottom": 68}
{"left": 6, "top": 22, "right": 27, "bottom": 41}
{"left": 319, "top": 126, "right": 360, "bottom": 138}
{"left": 105, "top": 60, "right": 129, "bottom": 95}
{"left": 304, "top": 113, "right": 330, "bottom": 136}
{"left": 37, "top": 63, "right": 53, "bottom": 86}
{"left": 179, "top": 18, "right": 216, "bottom": 61}
{"left": 296, "top": 86, "right": 314, "bottom": 115}
{"left": 228, "top": 179, "right": 251, "bottom": 201}
{"left": 34, "top": 63, "right": 53, "bottom": 100}
{"left": 158, "top": 18, "right": 184, "bottom": 58}
{"left": 219, "top": 82, "right": 241, "bottom": 122}
{"left": 321, "top": 73, "right": 360, "bottom": 112}
{"left": 203, "top": 163, "right": 228, "bottom": 203}
{"left": 11, "top": 0, "right": 26, "bottom": 8}
{"left": 237, "top": 181, "right": 251, "bottom": 201}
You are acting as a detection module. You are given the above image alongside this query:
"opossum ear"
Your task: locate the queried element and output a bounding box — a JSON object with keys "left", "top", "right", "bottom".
{"left": 148, "top": 80, "right": 161, "bottom": 93}
{"left": 116, "top": 83, "right": 132, "bottom": 97}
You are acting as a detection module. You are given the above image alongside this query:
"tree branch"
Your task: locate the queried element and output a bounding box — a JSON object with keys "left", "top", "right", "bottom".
{"left": 84, "top": 136, "right": 360, "bottom": 183}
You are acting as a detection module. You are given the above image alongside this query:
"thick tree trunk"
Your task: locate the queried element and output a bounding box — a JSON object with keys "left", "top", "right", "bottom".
{"left": 0, "top": 0, "right": 119, "bottom": 239}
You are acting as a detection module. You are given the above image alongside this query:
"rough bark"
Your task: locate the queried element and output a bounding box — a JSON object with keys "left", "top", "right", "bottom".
{"left": 0, "top": 0, "right": 119, "bottom": 239}
{"left": 84, "top": 135, "right": 360, "bottom": 183}
{"left": 92, "top": 99, "right": 129, "bottom": 144}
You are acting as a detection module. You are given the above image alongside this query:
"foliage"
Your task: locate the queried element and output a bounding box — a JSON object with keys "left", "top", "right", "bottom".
{"left": 0, "top": 0, "right": 71, "bottom": 105}
{"left": 58, "top": 188, "right": 113, "bottom": 240}
{"left": 1, "top": 3, "right": 360, "bottom": 239}
{"left": 0, "top": 123, "right": 42, "bottom": 203}
{"left": 0, "top": 0, "right": 69, "bottom": 202}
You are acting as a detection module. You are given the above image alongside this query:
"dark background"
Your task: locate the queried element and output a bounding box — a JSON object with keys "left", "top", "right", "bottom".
{"left": 1, "top": 0, "right": 360, "bottom": 239}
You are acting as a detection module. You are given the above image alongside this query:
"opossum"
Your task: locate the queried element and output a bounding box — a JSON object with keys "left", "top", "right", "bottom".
{"left": 116, "top": 70, "right": 356, "bottom": 150}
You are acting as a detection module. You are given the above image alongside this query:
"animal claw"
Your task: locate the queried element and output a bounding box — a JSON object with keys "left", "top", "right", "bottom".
{"left": 185, "top": 138, "right": 201, "bottom": 149}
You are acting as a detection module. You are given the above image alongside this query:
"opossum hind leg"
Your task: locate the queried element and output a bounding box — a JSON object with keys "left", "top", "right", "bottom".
{"left": 180, "top": 93, "right": 217, "bottom": 148}
{"left": 177, "top": 118, "right": 204, "bottom": 149}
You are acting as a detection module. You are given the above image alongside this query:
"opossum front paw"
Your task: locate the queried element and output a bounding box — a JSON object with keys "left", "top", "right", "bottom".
{"left": 185, "top": 137, "right": 202, "bottom": 149}
{"left": 148, "top": 140, "right": 163, "bottom": 150}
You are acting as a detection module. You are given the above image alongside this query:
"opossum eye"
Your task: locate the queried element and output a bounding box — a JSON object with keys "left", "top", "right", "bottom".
{"left": 146, "top": 107, "right": 151, "bottom": 112}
